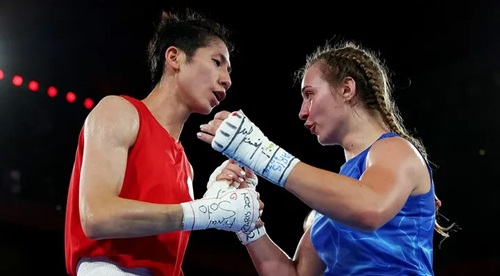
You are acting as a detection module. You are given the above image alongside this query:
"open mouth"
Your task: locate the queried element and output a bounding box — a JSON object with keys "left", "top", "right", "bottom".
{"left": 305, "top": 123, "right": 316, "bottom": 135}
{"left": 310, "top": 124, "right": 317, "bottom": 134}
{"left": 213, "top": 91, "right": 225, "bottom": 102}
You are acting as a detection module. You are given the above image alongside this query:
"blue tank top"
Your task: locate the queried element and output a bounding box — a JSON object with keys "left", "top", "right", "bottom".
{"left": 310, "top": 132, "right": 435, "bottom": 275}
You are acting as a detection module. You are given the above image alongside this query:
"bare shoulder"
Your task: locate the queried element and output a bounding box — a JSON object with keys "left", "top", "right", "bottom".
{"left": 366, "top": 135, "right": 430, "bottom": 194}
{"left": 367, "top": 135, "right": 427, "bottom": 171}
{"left": 84, "top": 95, "right": 139, "bottom": 146}
{"left": 89, "top": 95, "right": 136, "bottom": 117}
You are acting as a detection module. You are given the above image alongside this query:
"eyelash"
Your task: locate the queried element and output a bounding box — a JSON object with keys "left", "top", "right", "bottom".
{"left": 213, "top": 59, "right": 221, "bottom": 66}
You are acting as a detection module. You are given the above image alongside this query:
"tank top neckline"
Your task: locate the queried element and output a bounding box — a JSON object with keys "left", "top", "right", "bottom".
{"left": 122, "top": 95, "right": 184, "bottom": 151}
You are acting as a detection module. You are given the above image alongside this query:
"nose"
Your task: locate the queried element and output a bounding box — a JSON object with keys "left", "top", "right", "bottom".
{"left": 219, "top": 71, "right": 232, "bottom": 91}
{"left": 298, "top": 101, "right": 309, "bottom": 121}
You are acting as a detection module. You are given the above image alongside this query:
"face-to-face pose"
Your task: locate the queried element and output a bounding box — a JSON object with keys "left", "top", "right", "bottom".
{"left": 197, "top": 40, "right": 456, "bottom": 275}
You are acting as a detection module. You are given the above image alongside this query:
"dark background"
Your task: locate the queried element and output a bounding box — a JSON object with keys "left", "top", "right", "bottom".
{"left": 0, "top": 0, "right": 499, "bottom": 275}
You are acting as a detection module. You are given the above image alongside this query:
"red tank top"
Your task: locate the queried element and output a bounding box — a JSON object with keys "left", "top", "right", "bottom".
{"left": 64, "top": 95, "right": 193, "bottom": 276}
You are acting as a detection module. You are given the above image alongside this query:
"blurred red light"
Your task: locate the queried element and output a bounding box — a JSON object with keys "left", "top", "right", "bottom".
{"left": 83, "top": 98, "right": 94, "bottom": 109}
{"left": 66, "top": 91, "right": 76, "bottom": 103}
{"left": 5, "top": 73, "right": 92, "bottom": 110}
{"left": 47, "top": 86, "right": 58, "bottom": 97}
{"left": 12, "top": 75, "right": 23, "bottom": 86}
{"left": 28, "top": 80, "right": 39, "bottom": 92}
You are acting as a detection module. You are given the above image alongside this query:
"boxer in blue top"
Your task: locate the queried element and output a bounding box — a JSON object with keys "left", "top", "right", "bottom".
{"left": 197, "top": 40, "right": 457, "bottom": 275}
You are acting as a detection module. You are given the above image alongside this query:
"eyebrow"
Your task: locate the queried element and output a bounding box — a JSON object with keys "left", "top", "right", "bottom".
{"left": 301, "top": 85, "right": 312, "bottom": 94}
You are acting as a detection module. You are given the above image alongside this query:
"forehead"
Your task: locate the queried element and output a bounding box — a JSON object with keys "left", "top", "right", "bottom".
{"left": 199, "top": 39, "right": 230, "bottom": 58}
{"left": 301, "top": 62, "right": 323, "bottom": 88}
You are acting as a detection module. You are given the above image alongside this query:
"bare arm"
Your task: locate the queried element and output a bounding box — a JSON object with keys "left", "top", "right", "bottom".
{"left": 285, "top": 137, "right": 428, "bottom": 231}
{"left": 79, "top": 95, "right": 183, "bottom": 240}
{"left": 197, "top": 111, "right": 429, "bottom": 231}
{"left": 242, "top": 226, "right": 324, "bottom": 276}
{"left": 244, "top": 235, "right": 296, "bottom": 276}
{"left": 293, "top": 227, "right": 325, "bottom": 276}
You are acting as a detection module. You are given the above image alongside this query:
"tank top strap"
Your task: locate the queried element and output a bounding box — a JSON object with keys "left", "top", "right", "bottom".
{"left": 377, "top": 132, "right": 398, "bottom": 140}
{"left": 120, "top": 95, "right": 149, "bottom": 115}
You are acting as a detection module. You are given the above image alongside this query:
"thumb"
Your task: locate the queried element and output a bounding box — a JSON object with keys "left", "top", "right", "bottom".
{"left": 244, "top": 167, "right": 256, "bottom": 178}
{"left": 228, "top": 159, "right": 239, "bottom": 165}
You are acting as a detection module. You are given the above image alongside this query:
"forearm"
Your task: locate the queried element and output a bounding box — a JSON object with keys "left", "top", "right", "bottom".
{"left": 207, "top": 111, "right": 381, "bottom": 230}
{"left": 285, "top": 162, "right": 379, "bottom": 231}
{"left": 245, "top": 236, "right": 298, "bottom": 276}
{"left": 82, "top": 197, "right": 183, "bottom": 240}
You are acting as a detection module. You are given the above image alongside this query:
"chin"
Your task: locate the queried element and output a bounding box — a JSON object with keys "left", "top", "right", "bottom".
{"left": 317, "top": 138, "right": 328, "bottom": 146}
{"left": 317, "top": 135, "right": 335, "bottom": 146}
{"left": 193, "top": 103, "right": 214, "bottom": 115}
{"left": 197, "top": 108, "right": 213, "bottom": 115}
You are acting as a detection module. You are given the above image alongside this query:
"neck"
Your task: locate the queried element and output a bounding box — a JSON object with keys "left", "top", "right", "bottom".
{"left": 141, "top": 82, "right": 190, "bottom": 142}
{"left": 341, "top": 112, "right": 389, "bottom": 160}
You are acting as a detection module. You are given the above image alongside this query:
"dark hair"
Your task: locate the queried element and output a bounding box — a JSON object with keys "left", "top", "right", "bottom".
{"left": 295, "top": 40, "right": 457, "bottom": 243}
{"left": 147, "top": 9, "right": 234, "bottom": 87}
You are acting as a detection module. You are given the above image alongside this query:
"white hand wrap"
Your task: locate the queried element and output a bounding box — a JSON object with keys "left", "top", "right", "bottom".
{"left": 203, "top": 159, "right": 238, "bottom": 199}
{"left": 201, "top": 157, "right": 265, "bottom": 244}
{"left": 203, "top": 180, "right": 234, "bottom": 198}
{"left": 237, "top": 225, "right": 266, "bottom": 245}
{"left": 236, "top": 167, "right": 266, "bottom": 245}
{"left": 181, "top": 188, "right": 259, "bottom": 232}
{"left": 211, "top": 110, "right": 300, "bottom": 187}
{"left": 207, "top": 159, "right": 231, "bottom": 189}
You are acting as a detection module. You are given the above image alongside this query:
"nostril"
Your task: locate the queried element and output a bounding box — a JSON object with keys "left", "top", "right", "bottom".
{"left": 221, "top": 80, "right": 231, "bottom": 90}
{"left": 298, "top": 112, "right": 306, "bottom": 121}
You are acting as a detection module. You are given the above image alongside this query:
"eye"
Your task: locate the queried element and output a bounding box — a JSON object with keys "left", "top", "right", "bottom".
{"left": 304, "top": 92, "right": 313, "bottom": 101}
{"left": 212, "top": 59, "right": 221, "bottom": 66}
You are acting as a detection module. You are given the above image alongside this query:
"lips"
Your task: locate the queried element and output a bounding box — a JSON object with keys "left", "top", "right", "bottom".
{"left": 310, "top": 124, "right": 316, "bottom": 134}
{"left": 305, "top": 123, "right": 316, "bottom": 134}
{"left": 212, "top": 91, "right": 226, "bottom": 102}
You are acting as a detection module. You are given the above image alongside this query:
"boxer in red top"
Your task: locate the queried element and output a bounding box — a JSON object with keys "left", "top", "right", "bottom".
{"left": 64, "top": 8, "right": 263, "bottom": 276}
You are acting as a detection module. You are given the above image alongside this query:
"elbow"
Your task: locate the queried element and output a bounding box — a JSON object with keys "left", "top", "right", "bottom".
{"left": 80, "top": 207, "right": 108, "bottom": 240}
{"left": 354, "top": 208, "right": 387, "bottom": 232}
{"left": 81, "top": 218, "right": 97, "bottom": 240}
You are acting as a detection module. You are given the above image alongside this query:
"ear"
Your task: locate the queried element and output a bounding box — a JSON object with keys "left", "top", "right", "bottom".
{"left": 341, "top": 76, "right": 357, "bottom": 101}
{"left": 164, "top": 46, "right": 183, "bottom": 71}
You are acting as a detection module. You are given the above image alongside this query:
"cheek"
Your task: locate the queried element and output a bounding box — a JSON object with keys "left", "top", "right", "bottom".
{"left": 196, "top": 65, "right": 214, "bottom": 82}
{"left": 310, "top": 96, "right": 329, "bottom": 116}
{"left": 197, "top": 61, "right": 218, "bottom": 82}
{"left": 182, "top": 63, "right": 213, "bottom": 90}
{"left": 311, "top": 95, "right": 343, "bottom": 121}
